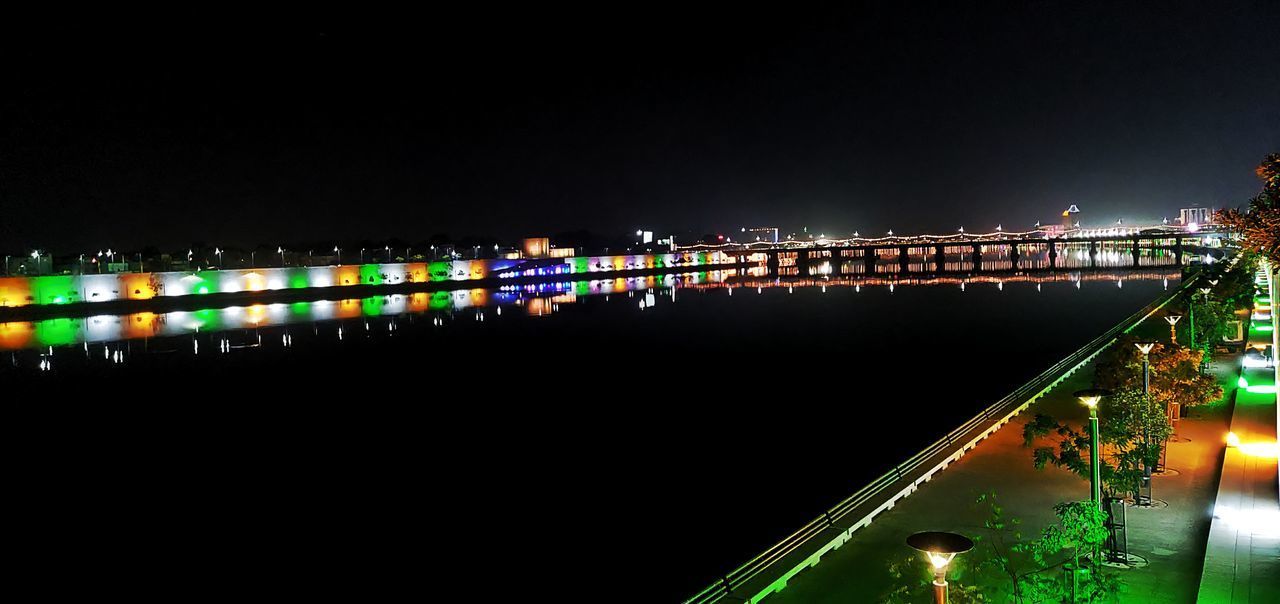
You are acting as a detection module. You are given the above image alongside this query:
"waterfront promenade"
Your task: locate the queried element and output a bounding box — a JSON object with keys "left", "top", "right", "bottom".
{"left": 1196, "top": 290, "right": 1279, "bottom": 602}
{"left": 757, "top": 289, "right": 1259, "bottom": 602}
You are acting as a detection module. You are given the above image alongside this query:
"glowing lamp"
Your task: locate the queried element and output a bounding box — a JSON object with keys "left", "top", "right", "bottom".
{"left": 1134, "top": 342, "right": 1155, "bottom": 355}
{"left": 1226, "top": 432, "right": 1241, "bottom": 448}
{"left": 1075, "top": 388, "right": 1110, "bottom": 410}
{"left": 907, "top": 531, "right": 974, "bottom": 604}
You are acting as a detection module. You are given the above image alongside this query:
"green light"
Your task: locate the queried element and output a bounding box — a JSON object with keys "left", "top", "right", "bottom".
{"left": 1253, "top": 324, "right": 1274, "bottom": 332}
{"left": 359, "top": 264, "right": 383, "bottom": 285}
{"left": 361, "top": 296, "right": 384, "bottom": 316}
{"left": 429, "top": 261, "right": 452, "bottom": 282}
{"left": 288, "top": 269, "right": 310, "bottom": 289}
{"left": 1246, "top": 385, "right": 1279, "bottom": 394}
{"left": 1238, "top": 376, "right": 1249, "bottom": 388}
{"left": 197, "top": 286, "right": 209, "bottom": 294}
{"left": 52, "top": 296, "right": 65, "bottom": 304}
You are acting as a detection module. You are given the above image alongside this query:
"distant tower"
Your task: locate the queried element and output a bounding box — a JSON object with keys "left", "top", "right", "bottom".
{"left": 1061, "top": 204, "right": 1080, "bottom": 229}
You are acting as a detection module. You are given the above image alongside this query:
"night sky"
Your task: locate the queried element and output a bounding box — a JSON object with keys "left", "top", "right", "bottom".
{"left": 4, "top": 4, "right": 1279, "bottom": 252}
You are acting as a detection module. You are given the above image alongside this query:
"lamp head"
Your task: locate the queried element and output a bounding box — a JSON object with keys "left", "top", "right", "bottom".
{"left": 1135, "top": 342, "right": 1156, "bottom": 355}
{"left": 1165, "top": 315, "right": 1181, "bottom": 325}
{"left": 1074, "top": 388, "right": 1112, "bottom": 409}
{"left": 907, "top": 531, "right": 974, "bottom": 574}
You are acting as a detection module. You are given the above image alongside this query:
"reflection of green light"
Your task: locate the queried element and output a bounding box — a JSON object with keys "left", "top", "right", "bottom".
{"left": 197, "top": 286, "right": 209, "bottom": 294}
{"left": 362, "top": 296, "right": 384, "bottom": 316}
{"left": 429, "top": 292, "right": 451, "bottom": 310}
{"left": 1246, "top": 385, "right": 1278, "bottom": 394}
{"left": 36, "top": 318, "right": 80, "bottom": 346}
{"left": 575, "top": 280, "right": 591, "bottom": 296}
{"left": 290, "top": 301, "right": 311, "bottom": 317}
{"left": 1254, "top": 324, "right": 1274, "bottom": 332}
{"left": 194, "top": 309, "right": 222, "bottom": 331}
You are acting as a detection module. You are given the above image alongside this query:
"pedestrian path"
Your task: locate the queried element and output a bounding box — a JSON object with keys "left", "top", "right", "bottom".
{"left": 1196, "top": 268, "right": 1279, "bottom": 603}
{"left": 762, "top": 320, "right": 1235, "bottom": 602}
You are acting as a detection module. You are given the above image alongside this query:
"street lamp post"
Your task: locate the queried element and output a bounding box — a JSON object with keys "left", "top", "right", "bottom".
{"left": 334, "top": 246, "right": 342, "bottom": 265}
{"left": 1135, "top": 343, "right": 1156, "bottom": 505}
{"left": 360, "top": 247, "right": 366, "bottom": 264}
{"left": 278, "top": 246, "right": 285, "bottom": 266}
{"left": 907, "top": 531, "right": 974, "bottom": 604}
{"left": 1075, "top": 388, "right": 1112, "bottom": 509}
{"left": 1197, "top": 287, "right": 1213, "bottom": 373}
{"left": 1164, "top": 315, "right": 1181, "bottom": 344}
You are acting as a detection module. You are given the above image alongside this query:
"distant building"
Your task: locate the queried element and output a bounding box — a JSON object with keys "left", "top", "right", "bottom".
{"left": 523, "top": 237, "right": 551, "bottom": 258}
{"left": 1178, "top": 206, "right": 1215, "bottom": 226}
{"left": 522, "top": 237, "right": 574, "bottom": 259}
{"left": 1061, "top": 204, "right": 1081, "bottom": 229}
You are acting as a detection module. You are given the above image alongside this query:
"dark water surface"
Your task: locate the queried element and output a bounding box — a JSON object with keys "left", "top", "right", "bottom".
{"left": 5, "top": 268, "right": 1179, "bottom": 601}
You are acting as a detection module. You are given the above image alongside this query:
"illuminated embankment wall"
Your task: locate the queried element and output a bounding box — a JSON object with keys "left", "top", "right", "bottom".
{"left": 0, "top": 252, "right": 729, "bottom": 308}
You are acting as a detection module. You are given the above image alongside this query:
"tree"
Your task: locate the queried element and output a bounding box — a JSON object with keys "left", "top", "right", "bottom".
{"left": 1093, "top": 337, "right": 1223, "bottom": 411}
{"left": 883, "top": 493, "right": 1120, "bottom": 603}
{"left": 1024, "top": 389, "right": 1173, "bottom": 500}
{"left": 1218, "top": 153, "right": 1280, "bottom": 264}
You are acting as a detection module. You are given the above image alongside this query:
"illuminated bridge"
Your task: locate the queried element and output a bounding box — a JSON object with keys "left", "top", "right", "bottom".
{"left": 678, "top": 225, "right": 1227, "bottom": 274}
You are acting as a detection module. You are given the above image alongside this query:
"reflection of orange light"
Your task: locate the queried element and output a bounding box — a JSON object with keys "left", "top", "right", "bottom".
{"left": 468, "top": 289, "right": 487, "bottom": 306}
{"left": 245, "top": 304, "right": 268, "bottom": 325}
{"left": 550, "top": 293, "right": 577, "bottom": 304}
{"left": 336, "top": 299, "right": 362, "bottom": 319}
{"left": 408, "top": 292, "right": 429, "bottom": 312}
{"left": 122, "top": 312, "right": 160, "bottom": 338}
{"left": 0, "top": 322, "right": 35, "bottom": 350}
{"left": 1238, "top": 441, "right": 1279, "bottom": 458}
{"left": 527, "top": 298, "right": 549, "bottom": 316}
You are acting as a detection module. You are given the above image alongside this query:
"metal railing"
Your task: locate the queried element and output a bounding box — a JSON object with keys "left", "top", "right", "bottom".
{"left": 683, "top": 272, "right": 1198, "bottom": 604}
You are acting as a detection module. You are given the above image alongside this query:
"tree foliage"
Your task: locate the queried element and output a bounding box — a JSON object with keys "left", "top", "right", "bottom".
{"left": 1023, "top": 389, "right": 1172, "bottom": 499}
{"left": 883, "top": 493, "right": 1120, "bottom": 603}
{"left": 1093, "top": 336, "right": 1223, "bottom": 410}
{"left": 1218, "top": 153, "right": 1280, "bottom": 263}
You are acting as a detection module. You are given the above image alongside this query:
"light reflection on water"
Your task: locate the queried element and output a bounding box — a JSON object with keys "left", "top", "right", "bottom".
{"left": 1, "top": 266, "right": 1180, "bottom": 358}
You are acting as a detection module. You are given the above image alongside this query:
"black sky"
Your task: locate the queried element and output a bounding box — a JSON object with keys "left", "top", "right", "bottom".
{"left": 4, "top": 3, "right": 1279, "bottom": 252}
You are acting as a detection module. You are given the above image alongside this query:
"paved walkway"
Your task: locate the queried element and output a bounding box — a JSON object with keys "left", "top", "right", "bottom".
{"left": 762, "top": 299, "right": 1238, "bottom": 602}
{"left": 1196, "top": 280, "right": 1279, "bottom": 603}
